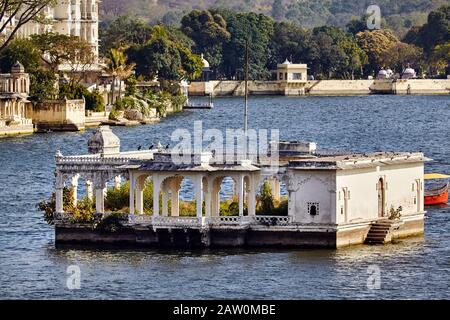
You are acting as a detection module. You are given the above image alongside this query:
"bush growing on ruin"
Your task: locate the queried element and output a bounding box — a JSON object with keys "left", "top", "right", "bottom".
{"left": 257, "top": 181, "right": 275, "bottom": 214}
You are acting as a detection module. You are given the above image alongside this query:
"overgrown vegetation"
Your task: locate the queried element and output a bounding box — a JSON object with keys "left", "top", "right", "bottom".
{"left": 39, "top": 180, "right": 289, "bottom": 226}
{"left": 99, "top": 4, "right": 450, "bottom": 79}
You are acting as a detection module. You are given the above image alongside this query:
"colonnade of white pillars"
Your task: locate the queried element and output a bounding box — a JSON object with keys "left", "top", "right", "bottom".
{"left": 56, "top": 172, "right": 274, "bottom": 219}
{"left": 129, "top": 173, "right": 259, "bottom": 218}
{"left": 55, "top": 174, "right": 122, "bottom": 215}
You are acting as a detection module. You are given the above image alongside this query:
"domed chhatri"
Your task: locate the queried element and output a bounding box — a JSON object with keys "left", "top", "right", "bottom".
{"left": 402, "top": 67, "right": 417, "bottom": 79}
{"left": 88, "top": 126, "right": 120, "bottom": 155}
{"left": 11, "top": 61, "right": 25, "bottom": 74}
{"left": 201, "top": 54, "right": 210, "bottom": 69}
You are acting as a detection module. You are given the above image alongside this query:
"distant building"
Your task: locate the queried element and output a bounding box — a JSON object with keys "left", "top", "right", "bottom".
{"left": 0, "top": 62, "right": 34, "bottom": 136}
{"left": 3, "top": 1, "right": 100, "bottom": 61}
{"left": 277, "top": 60, "right": 308, "bottom": 96}
{"left": 277, "top": 59, "right": 308, "bottom": 83}
{"left": 200, "top": 54, "right": 211, "bottom": 82}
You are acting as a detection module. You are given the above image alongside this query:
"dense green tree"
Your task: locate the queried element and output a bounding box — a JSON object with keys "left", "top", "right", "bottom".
{"left": 0, "top": 38, "right": 41, "bottom": 74}
{"left": 346, "top": 16, "right": 369, "bottom": 35}
{"left": 99, "top": 15, "right": 153, "bottom": 55}
{"left": 379, "top": 42, "right": 423, "bottom": 73}
{"left": 30, "top": 33, "right": 94, "bottom": 75}
{"left": 410, "top": 5, "right": 450, "bottom": 55}
{"left": 127, "top": 26, "right": 202, "bottom": 82}
{"left": 429, "top": 42, "right": 450, "bottom": 75}
{"left": 29, "top": 70, "right": 58, "bottom": 103}
{"left": 312, "top": 26, "right": 367, "bottom": 79}
{"left": 220, "top": 11, "right": 275, "bottom": 80}
{"left": 268, "top": 21, "right": 318, "bottom": 70}
{"left": 181, "top": 10, "right": 230, "bottom": 75}
{"left": 356, "top": 29, "right": 399, "bottom": 75}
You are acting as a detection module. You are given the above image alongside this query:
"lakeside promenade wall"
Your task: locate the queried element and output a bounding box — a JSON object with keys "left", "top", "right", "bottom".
{"left": 189, "top": 79, "right": 450, "bottom": 96}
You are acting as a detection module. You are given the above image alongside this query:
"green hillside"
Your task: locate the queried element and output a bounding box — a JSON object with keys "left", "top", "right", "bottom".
{"left": 100, "top": 0, "right": 447, "bottom": 36}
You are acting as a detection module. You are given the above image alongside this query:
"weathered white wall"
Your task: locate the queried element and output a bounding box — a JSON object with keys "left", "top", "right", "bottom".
{"left": 336, "top": 163, "right": 424, "bottom": 225}
{"left": 32, "top": 99, "right": 85, "bottom": 130}
{"left": 289, "top": 171, "right": 336, "bottom": 224}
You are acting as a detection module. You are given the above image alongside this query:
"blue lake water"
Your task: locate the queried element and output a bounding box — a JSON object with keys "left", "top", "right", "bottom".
{"left": 0, "top": 95, "right": 449, "bottom": 299}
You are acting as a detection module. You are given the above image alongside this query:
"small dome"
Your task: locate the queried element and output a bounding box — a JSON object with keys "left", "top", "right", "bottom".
{"left": 201, "top": 54, "right": 209, "bottom": 69}
{"left": 11, "top": 61, "right": 25, "bottom": 74}
{"left": 88, "top": 126, "right": 120, "bottom": 155}
{"left": 282, "top": 59, "right": 291, "bottom": 65}
{"left": 403, "top": 68, "right": 416, "bottom": 75}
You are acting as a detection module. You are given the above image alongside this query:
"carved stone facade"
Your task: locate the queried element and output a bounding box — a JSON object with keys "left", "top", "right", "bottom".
{"left": 0, "top": 62, "right": 33, "bottom": 136}
{"left": 53, "top": 127, "right": 427, "bottom": 248}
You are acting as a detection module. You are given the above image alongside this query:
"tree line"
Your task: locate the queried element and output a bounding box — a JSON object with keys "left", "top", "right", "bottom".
{"left": 100, "top": 5, "right": 450, "bottom": 81}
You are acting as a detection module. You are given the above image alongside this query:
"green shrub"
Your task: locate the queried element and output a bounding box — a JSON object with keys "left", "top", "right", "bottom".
{"left": 105, "top": 182, "right": 130, "bottom": 212}
{"left": 258, "top": 181, "right": 275, "bottom": 214}
{"left": 85, "top": 89, "right": 105, "bottom": 112}
{"left": 170, "top": 94, "right": 187, "bottom": 112}
{"left": 109, "top": 107, "right": 120, "bottom": 121}
{"left": 38, "top": 188, "right": 96, "bottom": 225}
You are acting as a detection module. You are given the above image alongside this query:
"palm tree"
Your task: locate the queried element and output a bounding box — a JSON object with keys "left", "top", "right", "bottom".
{"left": 106, "top": 48, "right": 135, "bottom": 104}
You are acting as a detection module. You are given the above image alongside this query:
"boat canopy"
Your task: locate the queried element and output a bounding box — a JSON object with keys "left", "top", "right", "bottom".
{"left": 424, "top": 173, "right": 450, "bottom": 180}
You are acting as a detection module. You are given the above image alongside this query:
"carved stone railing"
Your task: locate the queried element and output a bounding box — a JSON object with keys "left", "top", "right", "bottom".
{"left": 128, "top": 215, "right": 203, "bottom": 228}
{"left": 208, "top": 216, "right": 254, "bottom": 225}
{"left": 153, "top": 216, "right": 201, "bottom": 227}
{"left": 254, "top": 215, "right": 293, "bottom": 226}
{"left": 56, "top": 156, "right": 132, "bottom": 166}
{"left": 128, "top": 214, "right": 153, "bottom": 224}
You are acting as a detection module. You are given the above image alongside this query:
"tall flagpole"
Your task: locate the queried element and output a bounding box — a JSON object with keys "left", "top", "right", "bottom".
{"left": 244, "top": 39, "right": 249, "bottom": 158}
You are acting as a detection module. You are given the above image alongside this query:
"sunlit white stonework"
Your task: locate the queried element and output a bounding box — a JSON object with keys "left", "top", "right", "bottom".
{"left": 54, "top": 126, "right": 426, "bottom": 248}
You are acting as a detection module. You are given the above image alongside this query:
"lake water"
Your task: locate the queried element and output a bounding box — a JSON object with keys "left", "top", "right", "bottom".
{"left": 0, "top": 95, "right": 449, "bottom": 299}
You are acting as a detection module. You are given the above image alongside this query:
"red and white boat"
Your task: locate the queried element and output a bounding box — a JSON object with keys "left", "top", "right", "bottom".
{"left": 424, "top": 173, "right": 449, "bottom": 206}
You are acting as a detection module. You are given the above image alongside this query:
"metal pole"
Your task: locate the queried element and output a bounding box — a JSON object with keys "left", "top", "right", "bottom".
{"left": 244, "top": 39, "right": 249, "bottom": 158}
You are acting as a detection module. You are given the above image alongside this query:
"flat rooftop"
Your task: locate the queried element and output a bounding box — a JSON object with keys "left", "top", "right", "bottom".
{"left": 289, "top": 152, "right": 426, "bottom": 170}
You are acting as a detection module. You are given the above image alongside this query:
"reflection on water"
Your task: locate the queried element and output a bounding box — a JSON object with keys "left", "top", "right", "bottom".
{"left": 0, "top": 95, "right": 449, "bottom": 299}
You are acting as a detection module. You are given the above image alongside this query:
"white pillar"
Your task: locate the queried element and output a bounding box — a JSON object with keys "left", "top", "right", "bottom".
{"left": 71, "top": 174, "right": 79, "bottom": 207}
{"left": 114, "top": 176, "right": 122, "bottom": 189}
{"left": 86, "top": 180, "right": 94, "bottom": 201}
{"left": 56, "top": 188, "right": 64, "bottom": 213}
{"left": 129, "top": 173, "right": 135, "bottom": 215}
{"left": 269, "top": 177, "right": 281, "bottom": 201}
{"left": 136, "top": 189, "right": 144, "bottom": 215}
{"left": 248, "top": 175, "right": 256, "bottom": 217}
{"left": 162, "top": 184, "right": 169, "bottom": 217}
{"left": 194, "top": 176, "right": 203, "bottom": 218}
{"left": 95, "top": 186, "right": 106, "bottom": 214}
{"left": 236, "top": 175, "right": 244, "bottom": 217}
{"left": 204, "top": 178, "right": 212, "bottom": 218}
{"left": 170, "top": 178, "right": 181, "bottom": 217}
{"left": 211, "top": 178, "right": 221, "bottom": 217}
{"left": 153, "top": 175, "right": 160, "bottom": 216}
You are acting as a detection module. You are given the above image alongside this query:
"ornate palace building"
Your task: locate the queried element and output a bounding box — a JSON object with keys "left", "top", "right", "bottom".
{"left": 6, "top": 1, "right": 100, "bottom": 60}
{"left": 52, "top": 127, "right": 427, "bottom": 249}
{"left": 0, "top": 62, "right": 33, "bottom": 136}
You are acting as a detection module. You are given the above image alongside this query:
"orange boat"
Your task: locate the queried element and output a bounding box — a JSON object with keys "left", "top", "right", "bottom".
{"left": 424, "top": 174, "right": 449, "bottom": 206}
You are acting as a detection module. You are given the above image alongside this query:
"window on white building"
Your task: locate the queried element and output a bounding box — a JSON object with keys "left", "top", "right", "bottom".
{"left": 308, "top": 202, "right": 319, "bottom": 216}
